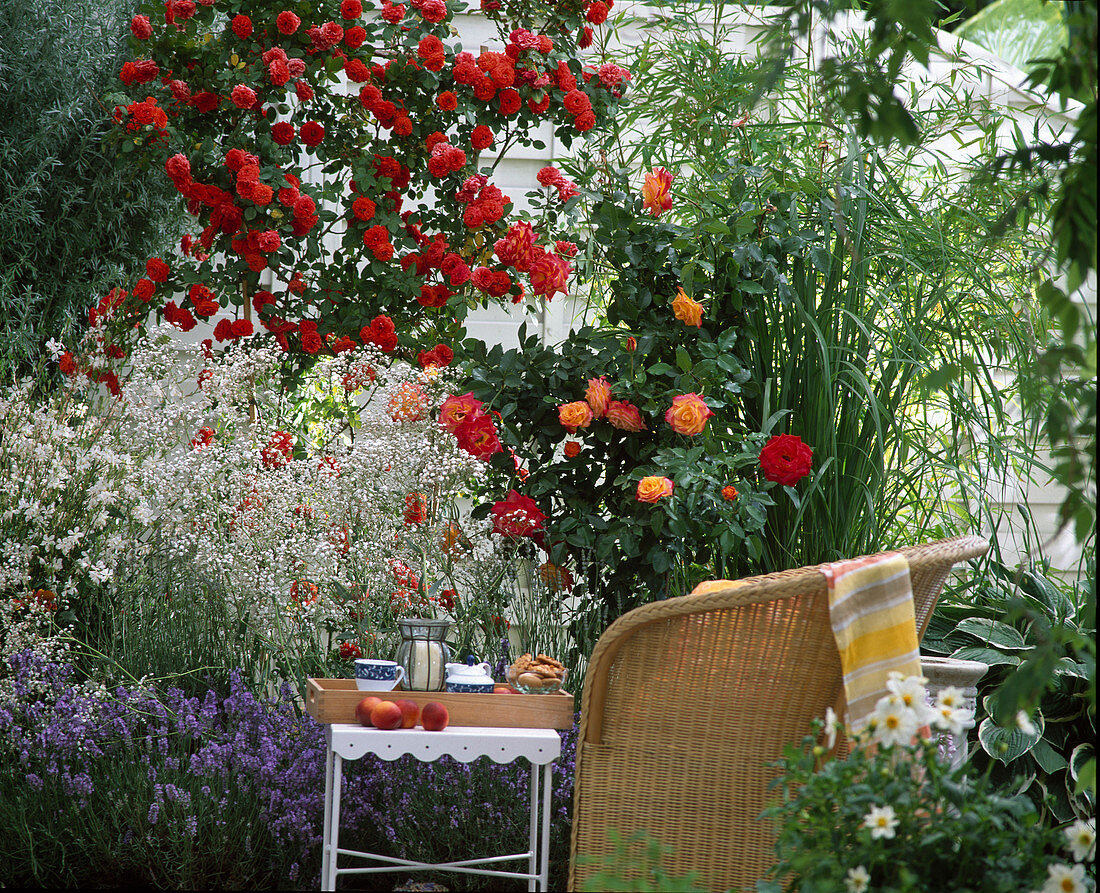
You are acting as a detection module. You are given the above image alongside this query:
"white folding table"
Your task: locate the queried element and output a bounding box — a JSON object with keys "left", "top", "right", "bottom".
{"left": 321, "top": 723, "right": 561, "bottom": 891}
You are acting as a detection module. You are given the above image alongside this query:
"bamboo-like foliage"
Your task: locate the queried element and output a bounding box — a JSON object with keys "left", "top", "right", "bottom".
{"left": 571, "top": 0, "right": 1058, "bottom": 576}
{"left": 0, "top": 0, "right": 180, "bottom": 380}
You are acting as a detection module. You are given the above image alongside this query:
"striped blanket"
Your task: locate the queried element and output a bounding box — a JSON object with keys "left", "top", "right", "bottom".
{"left": 821, "top": 552, "right": 921, "bottom": 733}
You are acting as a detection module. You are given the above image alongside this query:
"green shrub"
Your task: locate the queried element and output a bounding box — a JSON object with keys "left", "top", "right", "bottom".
{"left": 0, "top": 0, "right": 179, "bottom": 379}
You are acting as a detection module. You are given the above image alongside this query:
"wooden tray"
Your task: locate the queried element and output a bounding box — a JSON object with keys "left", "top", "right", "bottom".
{"left": 305, "top": 678, "right": 575, "bottom": 729}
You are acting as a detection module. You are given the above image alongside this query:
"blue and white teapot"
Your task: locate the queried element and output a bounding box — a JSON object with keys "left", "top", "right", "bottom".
{"left": 444, "top": 657, "right": 495, "bottom": 693}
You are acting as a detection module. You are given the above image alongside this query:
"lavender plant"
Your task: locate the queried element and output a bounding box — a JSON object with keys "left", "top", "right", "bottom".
{"left": 0, "top": 649, "right": 577, "bottom": 890}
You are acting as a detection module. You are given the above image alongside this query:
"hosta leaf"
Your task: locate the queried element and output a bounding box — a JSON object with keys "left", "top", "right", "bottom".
{"left": 954, "top": 617, "right": 1029, "bottom": 649}
{"left": 950, "top": 645, "right": 1021, "bottom": 666}
{"left": 1069, "top": 743, "right": 1095, "bottom": 782}
{"left": 979, "top": 714, "right": 1044, "bottom": 763}
{"left": 1029, "top": 738, "right": 1068, "bottom": 773}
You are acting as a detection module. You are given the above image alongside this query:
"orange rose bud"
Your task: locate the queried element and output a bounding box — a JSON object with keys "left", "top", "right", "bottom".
{"left": 721, "top": 484, "right": 738, "bottom": 501}
{"left": 665, "top": 393, "right": 713, "bottom": 436}
{"left": 624, "top": 336, "right": 637, "bottom": 352}
{"left": 671, "top": 288, "right": 704, "bottom": 327}
{"left": 606, "top": 400, "right": 646, "bottom": 432}
{"left": 641, "top": 166, "right": 674, "bottom": 217}
{"left": 558, "top": 400, "right": 594, "bottom": 433}
{"left": 584, "top": 376, "right": 612, "bottom": 418}
{"left": 636, "top": 475, "right": 674, "bottom": 503}
{"left": 563, "top": 440, "right": 581, "bottom": 458}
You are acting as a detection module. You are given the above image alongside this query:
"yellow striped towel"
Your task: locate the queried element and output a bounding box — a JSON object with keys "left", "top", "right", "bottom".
{"left": 821, "top": 552, "right": 922, "bottom": 733}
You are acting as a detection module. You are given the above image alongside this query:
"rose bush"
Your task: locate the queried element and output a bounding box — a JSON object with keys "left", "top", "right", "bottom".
{"left": 97, "top": 0, "right": 627, "bottom": 374}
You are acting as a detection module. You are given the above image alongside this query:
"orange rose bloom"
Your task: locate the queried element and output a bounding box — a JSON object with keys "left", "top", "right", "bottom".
{"left": 439, "top": 521, "right": 469, "bottom": 556}
{"left": 641, "top": 166, "right": 673, "bottom": 217}
{"left": 721, "top": 484, "right": 738, "bottom": 501}
{"left": 558, "top": 400, "right": 594, "bottom": 433}
{"left": 438, "top": 392, "right": 483, "bottom": 432}
{"left": 585, "top": 376, "right": 612, "bottom": 418}
{"left": 538, "top": 561, "right": 574, "bottom": 593}
{"left": 607, "top": 400, "right": 646, "bottom": 432}
{"left": 636, "top": 475, "right": 674, "bottom": 502}
{"left": 672, "top": 288, "right": 704, "bottom": 327}
{"left": 665, "top": 393, "right": 713, "bottom": 436}
{"left": 389, "top": 382, "right": 427, "bottom": 421}
{"left": 563, "top": 441, "right": 581, "bottom": 458}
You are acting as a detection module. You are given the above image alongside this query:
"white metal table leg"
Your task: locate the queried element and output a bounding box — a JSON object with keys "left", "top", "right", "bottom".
{"left": 527, "top": 761, "right": 539, "bottom": 892}
{"left": 540, "top": 761, "right": 553, "bottom": 892}
{"left": 322, "top": 737, "right": 334, "bottom": 891}
{"left": 324, "top": 752, "right": 344, "bottom": 891}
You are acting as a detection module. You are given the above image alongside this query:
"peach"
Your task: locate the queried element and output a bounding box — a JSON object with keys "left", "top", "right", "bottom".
{"left": 395, "top": 699, "right": 420, "bottom": 729}
{"left": 370, "top": 700, "right": 404, "bottom": 730}
{"left": 421, "top": 701, "right": 449, "bottom": 731}
{"left": 494, "top": 685, "right": 517, "bottom": 694}
{"left": 355, "top": 696, "right": 383, "bottom": 726}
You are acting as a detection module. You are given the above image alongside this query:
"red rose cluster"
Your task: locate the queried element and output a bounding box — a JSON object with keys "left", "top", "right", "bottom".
{"left": 438, "top": 392, "right": 502, "bottom": 461}
{"left": 101, "top": 0, "right": 627, "bottom": 369}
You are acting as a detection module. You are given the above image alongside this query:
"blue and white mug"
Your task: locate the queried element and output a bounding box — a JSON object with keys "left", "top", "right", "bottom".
{"left": 354, "top": 659, "right": 406, "bottom": 691}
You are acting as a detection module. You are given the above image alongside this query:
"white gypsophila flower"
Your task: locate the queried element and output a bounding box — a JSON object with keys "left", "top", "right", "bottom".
{"left": 1041, "top": 862, "right": 1088, "bottom": 893}
{"left": 845, "top": 865, "right": 871, "bottom": 893}
{"left": 1016, "top": 710, "right": 1038, "bottom": 736}
{"left": 1065, "top": 819, "right": 1096, "bottom": 863}
{"left": 862, "top": 804, "right": 900, "bottom": 840}
{"left": 869, "top": 693, "right": 921, "bottom": 748}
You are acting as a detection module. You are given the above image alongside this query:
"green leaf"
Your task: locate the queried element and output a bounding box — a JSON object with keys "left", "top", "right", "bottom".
{"left": 675, "top": 347, "right": 692, "bottom": 373}
{"left": 954, "top": 617, "right": 1029, "bottom": 649}
{"left": 979, "top": 714, "right": 1044, "bottom": 763}
{"left": 1029, "top": 738, "right": 1068, "bottom": 773}
{"left": 950, "top": 646, "right": 1022, "bottom": 666}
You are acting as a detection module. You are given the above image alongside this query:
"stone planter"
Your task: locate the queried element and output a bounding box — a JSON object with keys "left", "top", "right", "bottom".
{"left": 920, "top": 655, "right": 989, "bottom": 770}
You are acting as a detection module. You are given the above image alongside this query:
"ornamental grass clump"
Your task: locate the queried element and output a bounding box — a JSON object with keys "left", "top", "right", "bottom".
{"left": 760, "top": 674, "right": 1097, "bottom": 893}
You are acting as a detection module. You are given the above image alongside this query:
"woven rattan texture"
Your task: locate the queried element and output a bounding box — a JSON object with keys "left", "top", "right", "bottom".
{"left": 568, "top": 535, "right": 988, "bottom": 892}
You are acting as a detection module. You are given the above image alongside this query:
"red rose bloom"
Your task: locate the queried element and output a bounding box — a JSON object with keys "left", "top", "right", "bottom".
{"left": 300, "top": 121, "right": 325, "bottom": 147}
{"left": 276, "top": 11, "right": 301, "bottom": 34}
{"left": 436, "top": 91, "right": 458, "bottom": 111}
{"left": 230, "top": 85, "right": 257, "bottom": 109}
{"left": 490, "top": 490, "right": 545, "bottom": 538}
{"left": 758, "top": 434, "right": 814, "bottom": 486}
{"left": 146, "top": 257, "right": 170, "bottom": 282}
{"left": 133, "top": 278, "right": 155, "bottom": 302}
{"left": 339, "top": 641, "right": 363, "bottom": 659}
{"left": 345, "top": 25, "right": 367, "bottom": 48}
{"left": 262, "top": 430, "right": 294, "bottom": 467}
{"left": 231, "top": 14, "right": 252, "bottom": 38}
{"left": 340, "top": 0, "right": 363, "bottom": 17}
{"left": 271, "top": 121, "right": 295, "bottom": 145}
{"left": 131, "top": 14, "right": 153, "bottom": 39}
{"left": 454, "top": 411, "right": 502, "bottom": 460}
{"left": 471, "top": 124, "right": 493, "bottom": 150}
{"left": 586, "top": 1, "right": 609, "bottom": 24}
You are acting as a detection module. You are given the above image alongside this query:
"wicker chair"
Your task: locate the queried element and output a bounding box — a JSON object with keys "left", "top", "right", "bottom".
{"left": 568, "top": 535, "right": 989, "bottom": 893}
